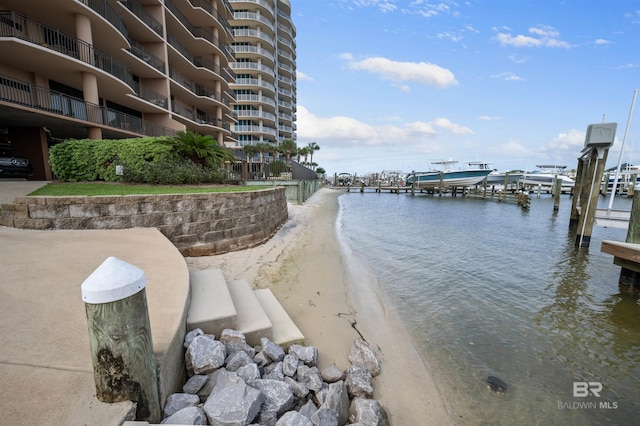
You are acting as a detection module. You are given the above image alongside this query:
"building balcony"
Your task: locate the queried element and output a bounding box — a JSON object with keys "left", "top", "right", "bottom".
{"left": 233, "top": 78, "right": 275, "bottom": 93}
{"left": 233, "top": 28, "right": 274, "bottom": 45}
{"left": 228, "top": 0, "right": 275, "bottom": 17}
{"left": 120, "top": 0, "right": 164, "bottom": 37}
{"left": 232, "top": 45, "right": 274, "bottom": 62}
{"left": 232, "top": 11, "right": 275, "bottom": 33}
{"left": 234, "top": 124, "right": 276, "bottom": 136}
{"left": 0, "top": 74, "right": 174, "bottom": 137}
{"left": 235, "top": 93, "right": 276, "bottom": 108}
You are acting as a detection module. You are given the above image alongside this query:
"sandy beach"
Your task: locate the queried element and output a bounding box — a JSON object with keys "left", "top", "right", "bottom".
{"left": 186, "top": 187, "right": 455, "bottom": 425}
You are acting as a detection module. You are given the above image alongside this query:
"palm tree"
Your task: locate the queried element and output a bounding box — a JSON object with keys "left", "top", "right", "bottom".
{"left": 163, "top": 129, "right": 234, "bottom": 167}
{"left": 279, "top": 139, "right": 297, "bottom": 162}
{"left": 307, "top": 142, "right": 320, "bottom": 168}
{"left": 242, "top": 144, "right": 259, "bottom": 163}
{"left": 298, "top": 146, "right": 310, "bottom": 165}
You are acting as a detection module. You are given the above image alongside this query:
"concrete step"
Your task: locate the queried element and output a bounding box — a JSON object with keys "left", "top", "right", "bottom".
{"left": 227, "top": 279, "right": 273, "bottom": 347}
{"left": 254, "top": 289, "right": 305, "bottom": 350}
{"left": 186, "top": 268, "right": 237, "bottom": 337}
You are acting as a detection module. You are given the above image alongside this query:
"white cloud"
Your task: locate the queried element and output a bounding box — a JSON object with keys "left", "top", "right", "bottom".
{"left": 296, "top": 106, "right": 472, "bottom": 146}
{"left": 296, "top": 71, "right": 314, "bottom": 81}
{"left": 477, "top": 115, "right": 502, "bottom": 121}
{"left": 547, "top": 129, "right": 585, "bottom": 151}
{"left": 594, "top": 38, "right": 612, "bottom": 46}
{"left": 344, "top": 56, "right": 458, "bottom": 88}
{"left": 490, "top": 72, "right": 525, "bottom": 81}
{"left": 495, "top": 25, "right": 571, "bottom": 48}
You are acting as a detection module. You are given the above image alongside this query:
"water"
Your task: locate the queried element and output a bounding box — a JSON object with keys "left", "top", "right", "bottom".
{"left": 336, "top": 192, "right": 640, "bottom": 425}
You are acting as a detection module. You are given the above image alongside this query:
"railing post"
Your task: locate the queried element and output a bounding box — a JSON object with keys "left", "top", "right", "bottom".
{"left": 81, "top": 257, "right": 161, "bottom": 422}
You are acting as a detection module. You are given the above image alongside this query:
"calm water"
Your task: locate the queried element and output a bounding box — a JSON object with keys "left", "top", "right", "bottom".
{"left": 336, "top": 191, "right": 640, "bottom": 425}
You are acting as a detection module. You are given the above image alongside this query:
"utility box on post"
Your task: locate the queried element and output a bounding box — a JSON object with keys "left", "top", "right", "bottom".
{"left": 81, "top": 257, "right": 161, "bottom": 423}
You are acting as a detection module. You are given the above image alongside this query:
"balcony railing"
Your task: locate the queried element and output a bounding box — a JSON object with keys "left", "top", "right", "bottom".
{"left": 228, "top": 0, "right": 274, "bottom": 16}
{"left": 121, "top": 0, "right": 163, "bottom": 36}
{"left": 235, "top": 93, "right": 276, "bottom": 107}
{"left": 0, "top": 74, "right": 174, "bottom": 137}
{"left": 232, "top": 11, "right": 274, "bottom": 31}
{"left": 188, "top": 0, "right": 233, "bottom": 35}
{"left": 0, "top": 11, "right": 136, "bottom": 90}
{"left": 172, "top": 99, "right": 231, "bottom": 131}
{"left": 233, "top": 28, "right": 273, "bottom": 44}
{"left": 79, "top": 0, "right": 128, "bottom": 38}
{"left": 232, "top": 45, "right": 274, "bottom": 61}
{"left": 128, "top": 38, "right": 165, "bottom": 72}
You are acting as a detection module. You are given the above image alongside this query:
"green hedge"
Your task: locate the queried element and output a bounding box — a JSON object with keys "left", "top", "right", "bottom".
{"left": 49, "top": 137, "right": 229, "bottom": 184}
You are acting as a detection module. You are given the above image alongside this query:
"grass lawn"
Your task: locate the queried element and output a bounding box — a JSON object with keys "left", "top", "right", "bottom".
{"left": 28, "top": 182, "right": 271, "bottom": 196}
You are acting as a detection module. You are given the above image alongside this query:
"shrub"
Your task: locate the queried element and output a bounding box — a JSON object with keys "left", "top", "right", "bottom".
{"left": 121, "top": 157, "right": 228, "bottom": 184}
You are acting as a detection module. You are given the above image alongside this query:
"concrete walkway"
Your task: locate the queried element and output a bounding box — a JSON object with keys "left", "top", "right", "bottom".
{"left": 0, "top": 183, "right": 191, "bottom": 425}
{"left": 0, "top": 179, "right": 49, "bottom": 205}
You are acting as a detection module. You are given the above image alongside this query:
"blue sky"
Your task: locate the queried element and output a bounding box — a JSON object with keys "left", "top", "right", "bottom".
{"left": 291, "top": 0, "right": 640, "bottom": 176}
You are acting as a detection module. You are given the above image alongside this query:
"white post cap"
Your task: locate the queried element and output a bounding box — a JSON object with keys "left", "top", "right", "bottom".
{"left": 81, "top": 256, "right": 146, "bottom": 304}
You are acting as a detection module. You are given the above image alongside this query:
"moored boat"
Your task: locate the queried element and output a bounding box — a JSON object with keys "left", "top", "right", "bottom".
{"left": 519, "top": 165, "right": 575, "bottom": 190}
{"left": 406, "top": 161, "right": 493, "bottom": 189}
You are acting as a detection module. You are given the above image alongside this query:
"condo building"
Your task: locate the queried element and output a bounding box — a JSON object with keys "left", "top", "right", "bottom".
{"left": 0, "top": 0, "right": 295, "bottom": 181}
{"left": 228, "top": 0, "right": 296, "bottom": 148}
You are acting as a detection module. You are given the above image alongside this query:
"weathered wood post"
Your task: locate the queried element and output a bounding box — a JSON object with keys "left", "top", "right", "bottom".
{"left": 570, "top": 157, "right": 586, "bottom": 227}
{"left": 553, "top": 177, "right": 562, "bottom": 211}
{"left": 81, "top": 257, "right": 161, "bottom": 422}
{"left": 438, "top": 171, "right": 444, "bottom": 196}
{"left": 410, "top": 171, "right": 415, "bottom": 196}
{"left": 575, "top": 122, "right": 617, "bottom": 247}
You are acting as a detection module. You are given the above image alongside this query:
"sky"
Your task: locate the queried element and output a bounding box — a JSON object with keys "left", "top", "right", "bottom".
{"left": 291, "top": 0, "right": 640, "bottom": 176}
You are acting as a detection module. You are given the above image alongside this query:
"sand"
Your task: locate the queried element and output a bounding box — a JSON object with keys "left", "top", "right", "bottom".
{"left": 186, "top": 187, "right": 455, "bottom": 425}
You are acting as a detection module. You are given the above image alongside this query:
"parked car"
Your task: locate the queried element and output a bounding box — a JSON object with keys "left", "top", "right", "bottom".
{"left": 0, "top": 144, "right": 33, "bottom": 178}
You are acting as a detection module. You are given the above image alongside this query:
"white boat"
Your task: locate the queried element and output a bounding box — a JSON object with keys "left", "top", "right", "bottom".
{"left": 486, "top": 170, "right": 524, "bottom": 185}
{"left": 406, "top": 161, "right": 493, "bottom": 188}
{"left": 519, "top": 165, "right": 575, "bottom": 190}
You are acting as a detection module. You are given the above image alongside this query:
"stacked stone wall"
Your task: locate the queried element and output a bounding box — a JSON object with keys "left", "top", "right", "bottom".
{"left": 0, "top": 188, "right": 288, "bottom": 256}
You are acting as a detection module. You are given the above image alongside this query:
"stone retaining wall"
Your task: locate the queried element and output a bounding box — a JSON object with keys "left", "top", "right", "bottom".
{"left": 0, "top": 188, "right": 288, "bottom": 256}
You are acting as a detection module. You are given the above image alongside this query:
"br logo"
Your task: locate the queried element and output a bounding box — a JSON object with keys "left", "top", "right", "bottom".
{"left": 573, "top": 382, "right": 602, "bottom": 397}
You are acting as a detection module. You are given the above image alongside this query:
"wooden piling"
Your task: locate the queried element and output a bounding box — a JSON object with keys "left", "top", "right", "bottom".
{"left": 576, "top": 147, "right": 609, "bottom": 247}
{"left": 553, "top": 177, "right": 562, "bottom": 211}
{"left": 81, "top": 257, "right": 161, "bottom": 423}
{"left": 570, "top": 158, "right": 585, "bottom": 227}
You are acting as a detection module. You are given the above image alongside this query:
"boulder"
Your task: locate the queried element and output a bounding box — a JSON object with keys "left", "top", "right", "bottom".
{"left": 348, "top": 397, "right": 389, "bottom": 426}
{"left": 284, "top": 376, "right": 309, "bottom": 399}
{"left": 236, "top": 362, "right": 261, "bottom": 385}
{"left": 203, "top": 370, "right": 263, "bottom": 425}
{"left": 276, "top": 411, "right": 313, "bottom": 426}
{"left": 264, "top": 361, "right": 285, "bottom": 381}
{"left": 163, "top": 393, "right": 200, "bottom": 417}
{"left": 345, "top": 365, "right": 373, "bottom": 398}
{"left": 182, "top": 374, "right": 208, "bottom": 394}
{"left": 261, "top": 337, "right": 286, "bottom": 362}
{"left": 282, "top": 353, "right": 299, "bottom": 377}
{"left": 348, "top": 339, "right": 380, "bottom": 377}
{"left": 184, "top": 328, "right": 205, "bottom": 348}
{"left": 288, "top": 344, "right": 318, "bottom": 366}
{"left": 220, "top": 329, "right": 255, "bottom": 357}
{"left": 320, "top": 364, "right": 344, "bottom": 383}
{"left": 311, "top": 407, "right": 339, "bottom": 426}
{"left": 297, "top": 399, "right": 317, "bottom": 419}
{"left": 320, "top": 381, "right": 349, "bottom": 425}
{"left": 226, "top": 350, "right": 254, "bottom": 372}
{"left": 296, "top": 365, "right": 323, "bottom": 393}
{"left": 186, "top": 335, "right": 226, "bottom": 374}
{"left": 251, "top": 379, "right": 295, "bottom": 415}
{"left": 160, "top": 406, "right": 207, "bottom": 425}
